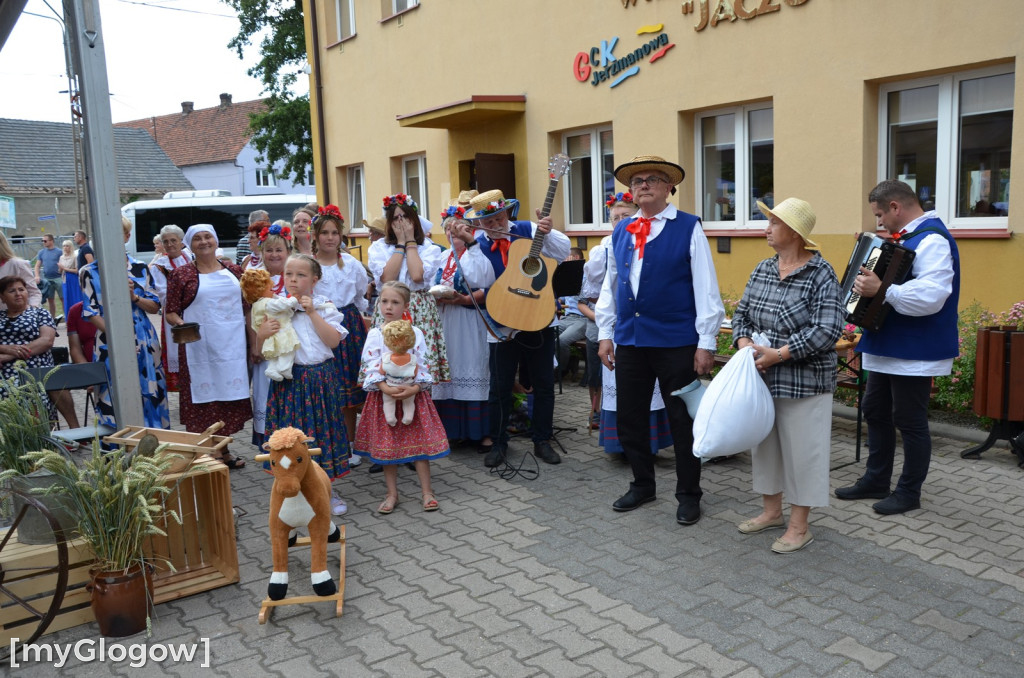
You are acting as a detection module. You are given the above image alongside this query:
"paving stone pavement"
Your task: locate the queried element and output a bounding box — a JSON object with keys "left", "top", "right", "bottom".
{"left": 9, "top": 381, "right": 1024, "bottom": 677}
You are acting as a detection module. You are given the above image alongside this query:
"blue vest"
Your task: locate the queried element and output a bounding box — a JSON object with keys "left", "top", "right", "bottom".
{"left": 612, "top": 212, "right": 699, "bottom": 348}
{"left": 477, "top": 221, "right": 534, "bottom": 281}
{"left": 858, "top": 217, "right": 960, "bottom": 361}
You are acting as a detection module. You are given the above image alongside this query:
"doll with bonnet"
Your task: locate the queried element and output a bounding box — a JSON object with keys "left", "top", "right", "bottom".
{"left": 241, "top": 268, "right": 301, "bottom": 381}
{"left": 379, "top": 319, "right": 418, "bottom": 425}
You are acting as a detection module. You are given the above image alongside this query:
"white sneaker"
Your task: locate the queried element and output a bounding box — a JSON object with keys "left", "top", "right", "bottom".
{"left": 330, "top": 496, "right": 347, "bottom": 516}
{"left": 348, "top": 455, "right": 362, "bottom": 467}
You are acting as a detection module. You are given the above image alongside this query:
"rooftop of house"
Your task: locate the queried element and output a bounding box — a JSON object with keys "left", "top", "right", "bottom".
{"left": 0, "top": 118, "right": 193, "bottom": 194}
{"left": 115, "top": 94, "right": 267, "bottom": 167}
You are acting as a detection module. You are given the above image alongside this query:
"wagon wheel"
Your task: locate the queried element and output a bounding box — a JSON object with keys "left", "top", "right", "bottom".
{"left": 0, "top": 487, "right": 70, "bottom": 662}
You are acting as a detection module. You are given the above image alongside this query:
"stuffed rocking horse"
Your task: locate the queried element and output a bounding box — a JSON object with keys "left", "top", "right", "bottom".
{"left": 263, "top": 427, "right": 342, "bottom": 601}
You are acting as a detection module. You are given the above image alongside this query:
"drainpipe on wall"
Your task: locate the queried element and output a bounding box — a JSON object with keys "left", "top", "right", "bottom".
{"left": 306, "top": 0, "right": 329, "bottom": 205}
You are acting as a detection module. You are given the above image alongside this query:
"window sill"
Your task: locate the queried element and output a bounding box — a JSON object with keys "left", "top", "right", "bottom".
{"left": 326, "top": 34, "right": 357, "bottom": 50}
{"left": 702, "top": 227, "right": 767, "bottom": 237}
{"left": 946, "top": 228, "right": 1012, "bottom": 239}
{"left": 564, "top": 228, "right": 612, "bottom": 236}
{"left": 379, "top": 4, "right": 420, "bottom": 25}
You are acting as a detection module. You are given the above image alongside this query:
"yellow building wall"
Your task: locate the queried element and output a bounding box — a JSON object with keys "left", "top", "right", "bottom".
{"left": 306, "top": 0, "right": 1024, "bottom": 315}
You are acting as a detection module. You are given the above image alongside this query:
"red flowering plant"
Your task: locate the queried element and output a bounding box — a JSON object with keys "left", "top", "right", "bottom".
{"left": 383, "top": 193, "right": 417, "bottom": 213}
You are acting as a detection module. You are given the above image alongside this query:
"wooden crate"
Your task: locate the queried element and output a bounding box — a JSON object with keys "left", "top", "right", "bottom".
{"left": 105, "top": 424, "right": 232, "bottom": 472}
{"left": 0, "top": 532, "right": 96, "bottom": 645}
{"left": 145, "top": 455, "right": 239, "bottom": 603}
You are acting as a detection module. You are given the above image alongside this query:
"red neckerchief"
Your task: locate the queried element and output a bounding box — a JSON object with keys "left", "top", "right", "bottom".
{"left": 402, "top": 310, "right": 413, "bottom": 322}
{"left": 168, "top": 254, "right": 184, "bottom": 270}
{"left": 892, "top": 228, "right": 908, "bottom": 243}
{"left": 441, "top": 250, "right": 459, "bottom": 285}
{"left": 627, "top": 217, "right": 652, "bottom": 259}
{"left": 490, "top": 238, "right": 511, "bottom": 267}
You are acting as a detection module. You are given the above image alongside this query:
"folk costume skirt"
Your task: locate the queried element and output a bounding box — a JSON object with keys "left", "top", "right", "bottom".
{"left": 334, "top": 303, "right": 368, "bottom": 408}
{"left": 353, "top": 390, "right": 450, "bottom": 464}
{"left": 264, "top": 360, "right": 351, "bottom": 480}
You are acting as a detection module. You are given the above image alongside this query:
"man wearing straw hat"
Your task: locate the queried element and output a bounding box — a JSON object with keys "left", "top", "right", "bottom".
{"left": 465, "top": 188, "right": 571, "bottom": 468}
{"left": 596, "top": 155, "right": 725, "bottom": 526}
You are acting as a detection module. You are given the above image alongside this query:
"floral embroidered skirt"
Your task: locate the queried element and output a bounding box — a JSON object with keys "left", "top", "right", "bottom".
{"left": 334, "top": 303, "right": 368, "bottom": 408}
{"left": 265, "top": 360, "right": 350, "bottom": 480}
{"left": 354, "top": 391, "right": 450, "bottom": 464}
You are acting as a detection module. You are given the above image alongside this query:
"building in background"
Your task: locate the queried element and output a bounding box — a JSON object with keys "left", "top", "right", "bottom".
{"left": 116, "top": 94, "right": 314, "bottom": 198}
{"left": 303, "top": 0, "right": 1020, "bottom": 314}
{"left": 0, "top": 118, "right": 192, "bottom": 239}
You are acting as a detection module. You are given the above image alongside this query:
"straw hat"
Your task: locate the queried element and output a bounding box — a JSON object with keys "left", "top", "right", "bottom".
{"left": 757, "top": 198, "right": 819, "bottom": 251}
{"left": 456, "top": 189, "right": 478, "bottom": 207}
{"left": 362, "top": 216, "right": 387, "bottom": 236}
{"left": 464, "top": 189, "right": 520, "bottom": 221}
{"left": 613, "top": 155, "right": 685, "bottom": 187}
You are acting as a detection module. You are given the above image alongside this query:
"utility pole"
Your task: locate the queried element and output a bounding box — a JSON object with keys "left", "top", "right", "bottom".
{"left": 63, "top": 0, "right": 144, "bottom": 427}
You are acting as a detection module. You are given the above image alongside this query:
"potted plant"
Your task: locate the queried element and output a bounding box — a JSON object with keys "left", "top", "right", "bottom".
{"left": 14, "top": 442, "right": 182, "bottom": 637}
{"left": 0, "top": 368, "right": 77, "bottom": 544}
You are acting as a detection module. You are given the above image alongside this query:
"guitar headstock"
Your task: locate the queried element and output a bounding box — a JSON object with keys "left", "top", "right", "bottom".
{"left": 548, "top": 153, "right": 572, "bottom": 180}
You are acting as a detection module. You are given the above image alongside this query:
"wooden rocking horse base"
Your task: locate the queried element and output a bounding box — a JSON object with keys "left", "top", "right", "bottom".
{"left": 257, "top": 527, "right": 346, "bottom": 624}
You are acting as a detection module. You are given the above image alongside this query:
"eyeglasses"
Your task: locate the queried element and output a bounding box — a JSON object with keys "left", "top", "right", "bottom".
{"left": 629, "top": 176, "right": 669, "bottom": 188}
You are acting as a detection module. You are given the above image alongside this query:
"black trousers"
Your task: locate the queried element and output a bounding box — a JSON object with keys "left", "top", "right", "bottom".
{"left": 487, "top": 327, "right": 556, "bottom": 446}
{"left": 615, "top": 344, "right": 702, "bottom": 504}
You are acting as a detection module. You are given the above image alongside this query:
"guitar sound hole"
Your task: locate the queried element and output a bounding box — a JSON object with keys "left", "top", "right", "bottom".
{"left": 520, "top": 257, "right": 542, "bottom": 277}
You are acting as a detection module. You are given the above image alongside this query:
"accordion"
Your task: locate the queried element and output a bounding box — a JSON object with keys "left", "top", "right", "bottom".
{"left": 838, "top": 233, "right": 916, "bottom": 332}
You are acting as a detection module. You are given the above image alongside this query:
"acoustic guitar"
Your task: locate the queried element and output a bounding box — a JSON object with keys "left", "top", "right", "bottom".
{"left": 486, "top": 154, "right": 572, "bottom": 332}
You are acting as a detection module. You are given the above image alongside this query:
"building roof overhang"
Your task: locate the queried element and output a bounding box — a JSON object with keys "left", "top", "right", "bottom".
{"left": 396, "top": 95, "right": 525, "bottom": 129}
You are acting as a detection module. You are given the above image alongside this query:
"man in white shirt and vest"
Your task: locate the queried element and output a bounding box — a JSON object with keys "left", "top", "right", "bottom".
{"left": 596, "top": 156, "right": 725, "bottom": 526}
{"left": 835, "top": 179, "right": 960, "bottom": 515}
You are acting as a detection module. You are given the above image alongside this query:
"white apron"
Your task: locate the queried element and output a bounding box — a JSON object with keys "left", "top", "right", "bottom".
{"left": 184, "top": 269, "right": 249, "bottom": 404}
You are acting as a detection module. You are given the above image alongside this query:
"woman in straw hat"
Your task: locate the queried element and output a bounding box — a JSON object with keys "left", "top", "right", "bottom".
{"left": 730, "top": 197, "right": 843, "bottom": 554}
{"left": 368, "top": 194, "right": 449, "bottom": 383}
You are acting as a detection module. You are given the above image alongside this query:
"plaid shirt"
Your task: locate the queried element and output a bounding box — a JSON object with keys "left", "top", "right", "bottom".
{"left": 731, "top": 252, "right": 843, "bottom": 398}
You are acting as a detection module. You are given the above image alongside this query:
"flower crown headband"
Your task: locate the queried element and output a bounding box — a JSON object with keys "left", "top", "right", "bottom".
{"left": 440, "top": 205, "right": 466, "bottom": 221}
{"left": 382, "top": 193, "right": 418, "bottom": 213}
{"left": 313, "top": 204, "right": 345, "bottom": 225}
{"left": 258, "top": 223, "right": 293, "bottom": 245}
{"left": 476, "top": 199, "right": 510, "bottom": 217}
{"left": 605, "top": 191, "right": 634, "bottom": 208}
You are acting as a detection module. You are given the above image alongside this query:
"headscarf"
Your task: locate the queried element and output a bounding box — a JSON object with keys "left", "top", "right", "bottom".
{"left": 184, "top": 224, "right": 218, "bottom": 251}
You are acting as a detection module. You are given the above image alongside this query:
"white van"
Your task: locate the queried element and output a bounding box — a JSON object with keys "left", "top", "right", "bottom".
{"left": 121, "top": 194, "right": 316, "bottom": 262}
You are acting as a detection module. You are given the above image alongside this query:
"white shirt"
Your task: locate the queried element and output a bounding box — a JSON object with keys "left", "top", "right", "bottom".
{"left": 292, "top": 296, "right": 348, "bottom": 365}
{"left": 595, "top": 204, "right": 725, "bottom": 351}
{"left": 315, "top": 253, "right": 370, "bottom": 314}
{"left": 368, "top": 239, "right": 446, "bottom": 291}
{"left": 862, "top": 211, "right": 955, "bottom": 377}
{"left": 436, "top": 244, "right": 496, "bottom": 290}
{"left": 581, "top": 235, "right": 613, "bottom": 301}
{"left": 361, "top": 325, "right": 433, "bottom": 389}
{"left": 148, "top": 252, "right": 192, "bottom": 304}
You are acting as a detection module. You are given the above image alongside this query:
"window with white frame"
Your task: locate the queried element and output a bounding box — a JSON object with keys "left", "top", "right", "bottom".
{"left": 696, "top": 103, "right": 774, "bottom": 227}
{"left": 880, "top": 65, "right": 1013, "bottom": 227}
{"left": 255, "top": 168, "right": 276, "bottom": 187}
{"left": 563, "top": 126, "right": 614, "bottom": 229}
{"left": 402, "top": 155, "right": 427, "bottom": 217}
{"left": 394, "top": 0, "right": 418, "bottom": 13}
{"left": 335, "top": 0, "right": 355, "bottom": 41}
{"left": 347, "top": 165, "right": 365, "bottom": 229}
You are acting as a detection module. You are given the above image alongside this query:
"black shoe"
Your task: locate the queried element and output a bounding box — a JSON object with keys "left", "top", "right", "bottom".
{"left": 534, "top": 441, "right": 561, "bottom": 465}
{"left": 676, "top": 502, "right": 701, "bottom": 526}
{"left": 834, "top": 481, "right": 890, "bottom": 500}
{"left": 872, "top": 493, "right": 921, "bottom": 515}
{"left": 612, "top": 490, "right": 656, "bottom": 512}
{"left": 369, "top": 463, "right": 383, "bottom": 474}
{"left": 484, "top": 445, "right": 507, "bottom": 468}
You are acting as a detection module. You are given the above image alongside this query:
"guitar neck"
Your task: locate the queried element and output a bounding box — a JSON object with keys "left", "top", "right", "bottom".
{"left": 528, "top": 176, "right": 560, "bottom": 258}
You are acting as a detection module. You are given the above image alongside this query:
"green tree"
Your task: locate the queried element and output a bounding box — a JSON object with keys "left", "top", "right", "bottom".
{"left": 224, "top": 0, "right": 312, "bottom": 183}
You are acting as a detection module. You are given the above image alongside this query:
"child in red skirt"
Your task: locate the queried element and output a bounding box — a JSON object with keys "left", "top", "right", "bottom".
{"left": 354, "top": 281, "right": 450, "bottom": 513}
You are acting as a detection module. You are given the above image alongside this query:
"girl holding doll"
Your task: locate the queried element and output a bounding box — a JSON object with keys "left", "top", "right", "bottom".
{"left": 259, "top": 253, "right": 353, "bottom": 515}
{"left": 312, "top": 205, "right": 370, "bottom": 460}
{"left": 250, "top": 224, "right": 292, "bottom": 447}
{"left": 354, "top": 281, "right": 450, "bottom": 514}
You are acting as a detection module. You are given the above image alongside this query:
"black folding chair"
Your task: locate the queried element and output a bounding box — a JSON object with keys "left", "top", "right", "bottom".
{"left": 22, "top": 363, "right": 117, "bottom": 446}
